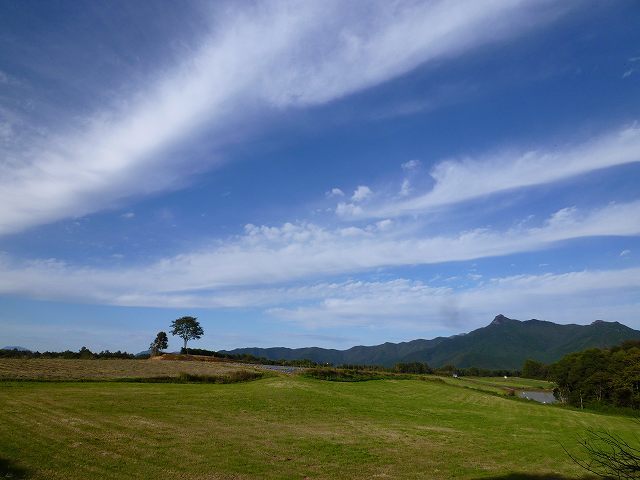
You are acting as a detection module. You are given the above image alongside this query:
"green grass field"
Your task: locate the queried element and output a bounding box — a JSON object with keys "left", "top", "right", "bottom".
{"left": 0, "top": 360, "right": 635, "bottom": 479}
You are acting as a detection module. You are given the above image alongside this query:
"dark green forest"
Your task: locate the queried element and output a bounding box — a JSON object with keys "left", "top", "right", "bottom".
{"left": 523, "top": 340, "right": 640, "bottom": 409}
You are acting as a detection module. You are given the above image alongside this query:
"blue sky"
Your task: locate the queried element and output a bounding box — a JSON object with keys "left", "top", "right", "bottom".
{"left": 1, "top": 0, "right": 639, "bottom": 353}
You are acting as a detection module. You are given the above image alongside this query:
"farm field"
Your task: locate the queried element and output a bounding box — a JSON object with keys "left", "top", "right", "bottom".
{"left": 0, "top": 363, "right": 635, "bottom": 479}
{"left": 0, "top": 358, "right": 262, "bottom": 380}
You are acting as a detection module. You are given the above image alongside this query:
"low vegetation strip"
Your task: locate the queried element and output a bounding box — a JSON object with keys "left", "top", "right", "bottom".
{"left": 0, "top": 358, "right": 264, "bottom": 381}
{"left": 303, "top": 367, "right": 443, "bottom": 382}
{"left": 122, "top": 370, "right": 266, "bottom": 384}
{"left": 303, "top": 367, "right": 395, "bottom": 381}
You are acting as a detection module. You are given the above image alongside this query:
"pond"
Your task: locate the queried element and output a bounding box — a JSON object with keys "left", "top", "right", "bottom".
{"left": 519, "top": 391, "right": 557, "bottom": 404}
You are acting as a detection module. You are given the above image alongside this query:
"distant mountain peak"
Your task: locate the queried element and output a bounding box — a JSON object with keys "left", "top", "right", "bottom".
{"left": 490, "top": 314, "right": 515, "bottom": 326}
{"left": 1, "top": 346, "right": 31, "bottom": 352}
{"left": 223, "top": 315, "right": 640, "bottom": 369}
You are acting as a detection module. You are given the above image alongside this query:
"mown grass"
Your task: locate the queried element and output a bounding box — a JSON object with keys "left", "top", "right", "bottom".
{"left": 0, "top": 369, "right": 636, "bottom": 479}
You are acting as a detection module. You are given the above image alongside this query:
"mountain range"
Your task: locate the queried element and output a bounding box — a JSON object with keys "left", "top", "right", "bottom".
{"left": 222, "top": 315, "right": 640, "bottom": 369}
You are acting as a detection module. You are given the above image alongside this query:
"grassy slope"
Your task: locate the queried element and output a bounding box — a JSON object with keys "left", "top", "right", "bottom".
{"left": 0, "top": 374, "right": 636, "bottom": 479}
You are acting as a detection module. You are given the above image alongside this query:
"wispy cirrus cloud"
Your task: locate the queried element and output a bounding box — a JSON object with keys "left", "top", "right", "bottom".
{"left": 0, "top": 0, "right": 570, "bottom": 236}
{"left": 0, "top": 200, "right": 638, "bottom": 307}
{"left": 338, "top": 124, "right": 640, "bottom": 219}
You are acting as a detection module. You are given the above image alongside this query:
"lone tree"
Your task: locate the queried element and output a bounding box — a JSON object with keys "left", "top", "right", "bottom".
{"left": 170, "top": 316, "right": 204, "bottom": 351}
{"left": 149, "top": 331, "right": 168, "bottom": 356}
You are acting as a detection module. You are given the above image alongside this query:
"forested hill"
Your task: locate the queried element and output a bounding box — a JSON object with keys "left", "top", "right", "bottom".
{"left": 222, "top": 315, "right": 640, "bottom": 369}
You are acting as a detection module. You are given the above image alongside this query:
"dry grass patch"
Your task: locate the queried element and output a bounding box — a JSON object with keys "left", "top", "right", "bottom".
{"left": 0, "top": 358, "right": 263, "bottom": 381}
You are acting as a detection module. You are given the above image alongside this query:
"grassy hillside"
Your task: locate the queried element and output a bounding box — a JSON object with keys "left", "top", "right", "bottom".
{"left": 0, "top": 364, "right": 637, "bottom": 479}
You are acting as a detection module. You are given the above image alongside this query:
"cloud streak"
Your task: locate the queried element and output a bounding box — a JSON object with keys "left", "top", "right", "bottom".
{"left": 0, "top": 200, "right": 638, "bottom": 306}
{"left": 347, "top": 124, "right": 640, "bottom": 219}
{"left": 0, "top": 0, "right": 568, "bottom": 236}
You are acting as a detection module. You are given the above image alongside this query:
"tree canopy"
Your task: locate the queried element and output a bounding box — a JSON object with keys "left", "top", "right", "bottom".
{"left": 150, "top": 331, "right": 168, "bottom": 356}
{"left": 170, "top": 316, "right": 204, "bottom": 350}
{"left": 527, "top": 340, "right": 640, "bottom": 409}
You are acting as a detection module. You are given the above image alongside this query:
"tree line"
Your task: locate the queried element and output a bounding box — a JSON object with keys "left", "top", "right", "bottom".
{"left": 0, "top": 346, "right": 137, "bottom": 359}
{"left": 522, "top": 340, "right": 640, "bottom": 409}
{"left": 0, "top": 315, "right": 206, "bottom": 359}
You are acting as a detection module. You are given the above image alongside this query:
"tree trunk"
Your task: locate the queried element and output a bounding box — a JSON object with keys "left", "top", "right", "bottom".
{"left": 184, "top": 337, "right": 188, "bottom": 351}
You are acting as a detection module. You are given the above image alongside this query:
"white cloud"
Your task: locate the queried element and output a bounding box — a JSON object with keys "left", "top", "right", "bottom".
{"left": 9, "top": 260, "right": 639, "bottom": 333}
{"left": 401, "top": 159, "right": 421, "bottom": 171}
{"left": 351, "top": 185, "right": 373, "bottom": 202}
{"left": 336, "top": 185, "right": 374, "bottom": 215}
{"left": 121, "top": 212, "right": 135, "bottom": 219}
{"left": 0, "top": 0, "right": 569, "bottom": 236}
{"left": 270, "top": 267, "right": 640, "bottom": 331}
{"left": 620, "top": 249, "right": 631, "bottom": 257}
{"left": 375, "top": 219, "right": 393, "bottom": 231}
{"left": 335, "top": 202, "right": 363, "bottom": 217}
{"left": 399, "top": 179, "right": 411, "bottom": 197}
{"left": 365, "top": 124, "right": 640, "bottom": 218}
{"left": 622, "top": 69, "right": 634, "bottom": 79}
{"left": 0, "top": 200, "right": 638, "bottom": 307}
{"left": 326, "top": 188, "right": 344, "bottom": 198}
